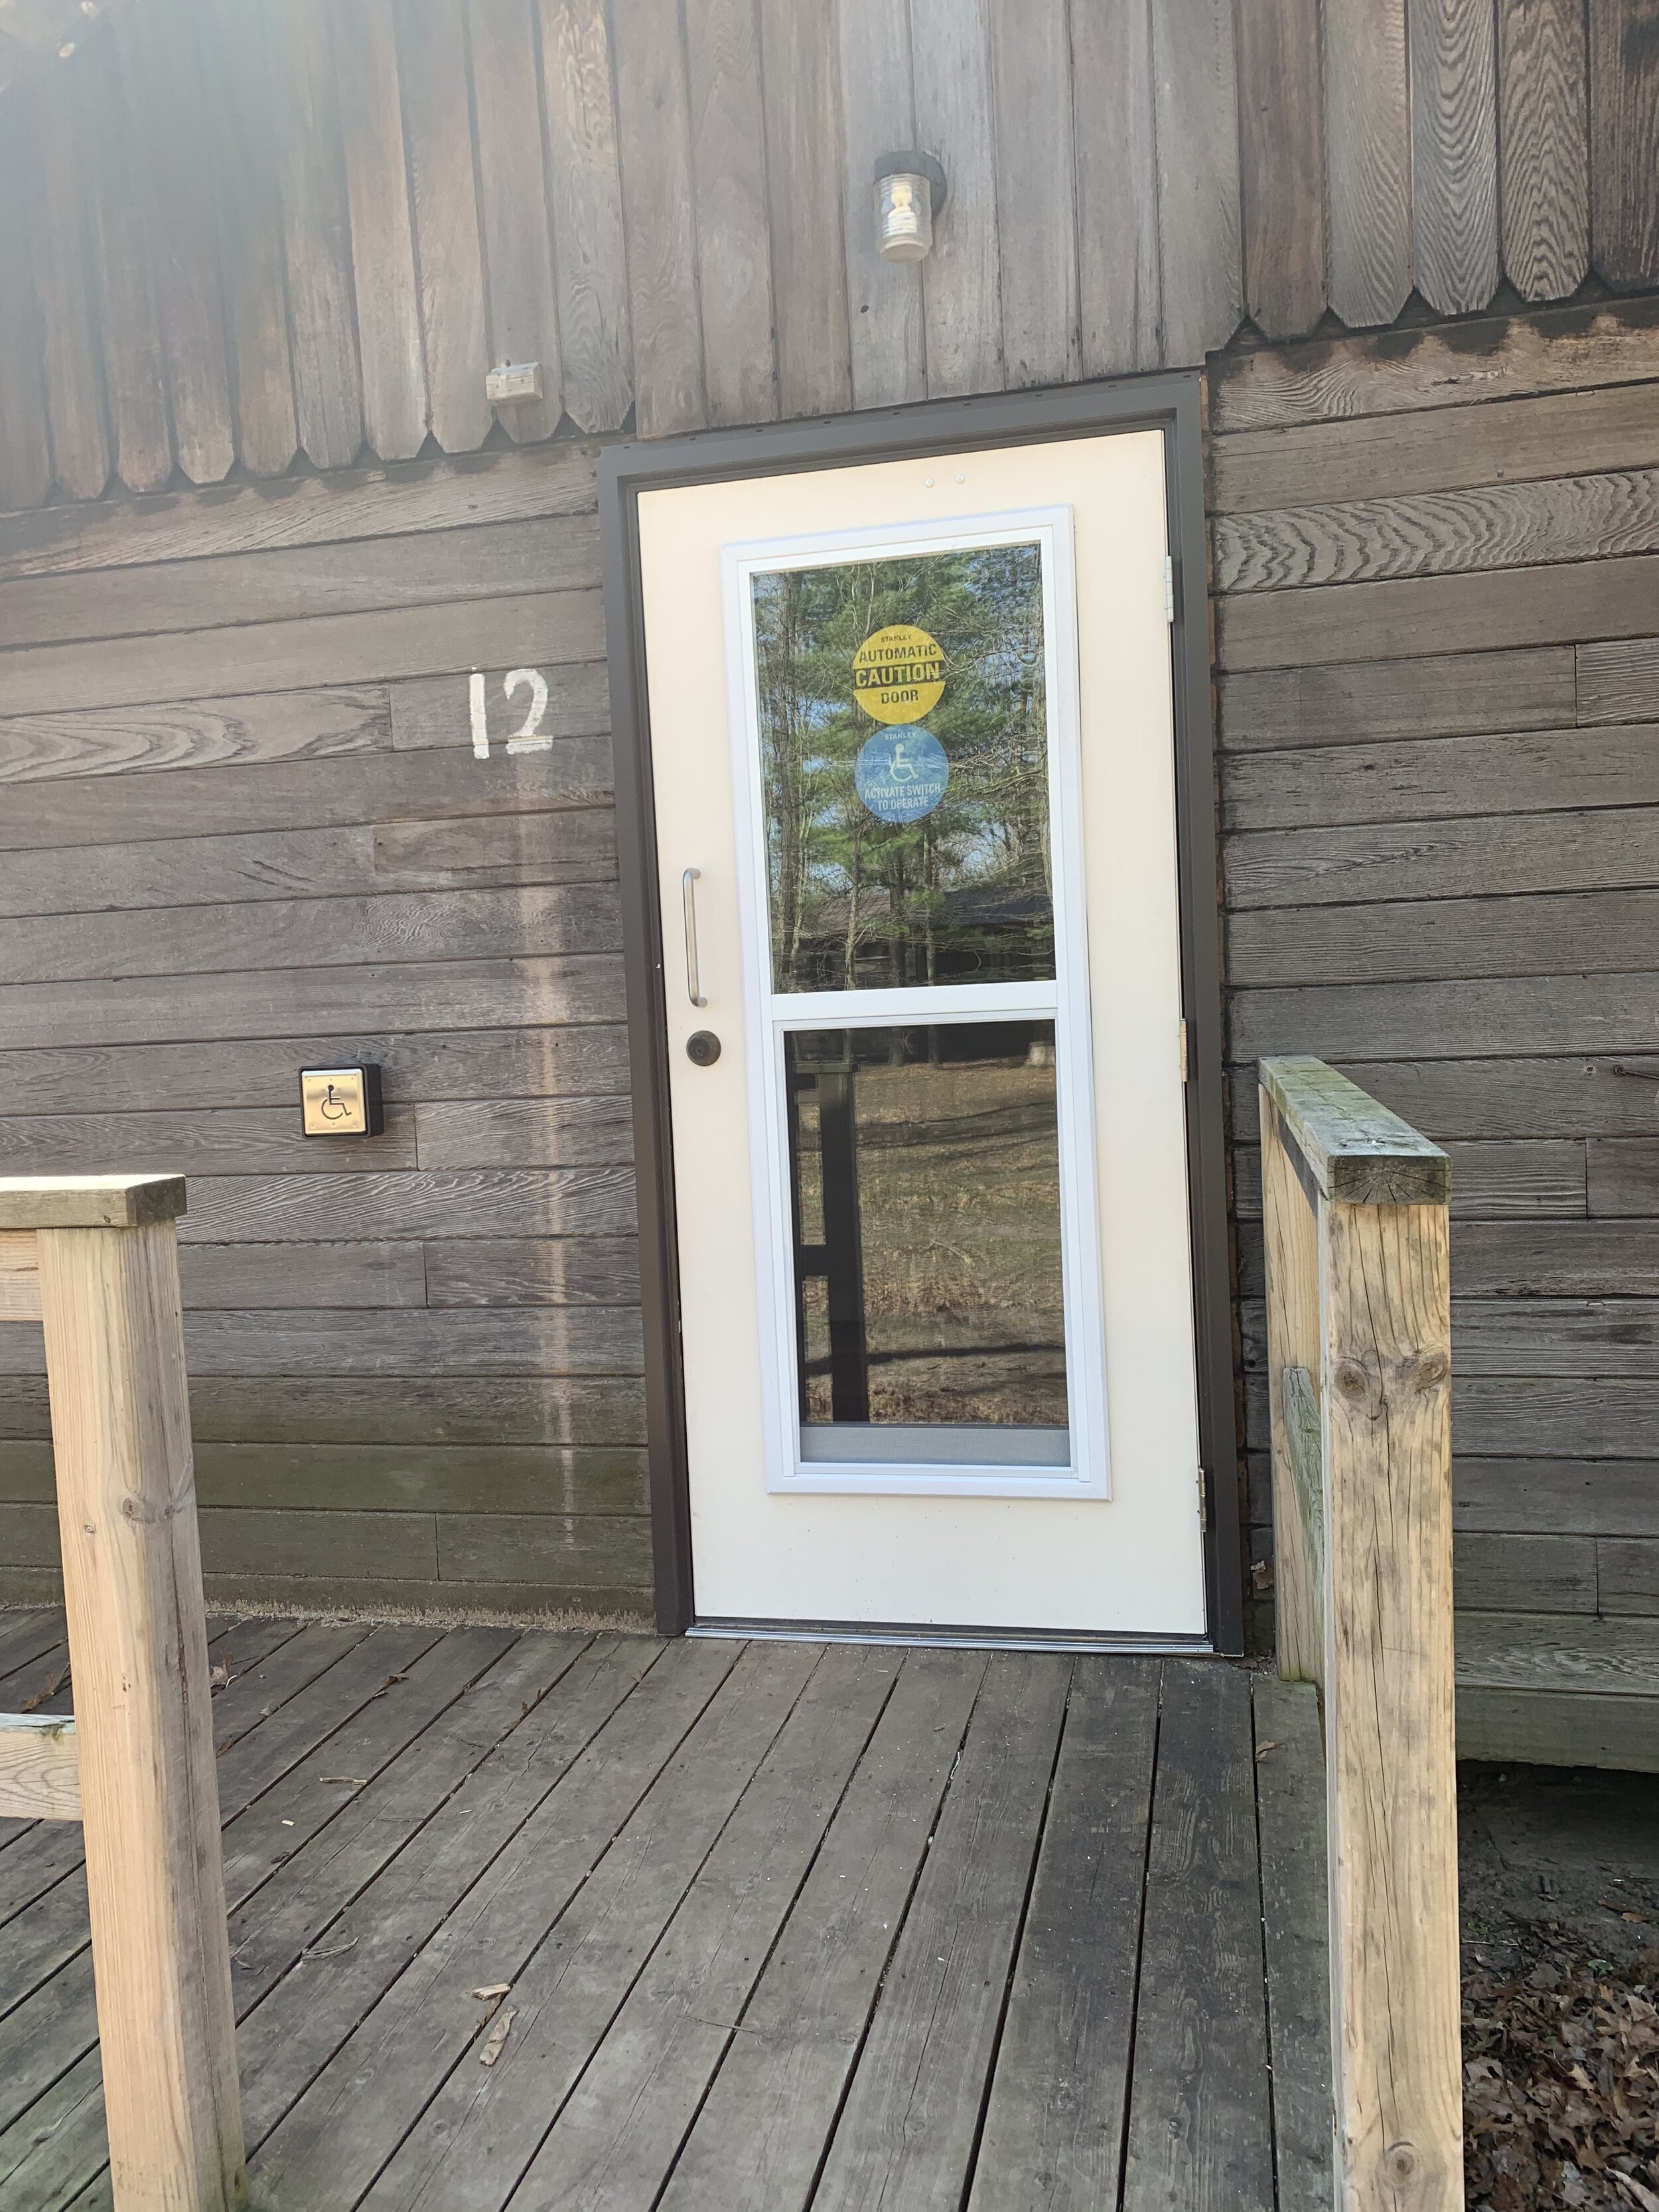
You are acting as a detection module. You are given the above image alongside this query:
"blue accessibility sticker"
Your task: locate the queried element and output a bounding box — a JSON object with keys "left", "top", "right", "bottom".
{"left": 853, "top": 727, "right": 950, "bottom": 824}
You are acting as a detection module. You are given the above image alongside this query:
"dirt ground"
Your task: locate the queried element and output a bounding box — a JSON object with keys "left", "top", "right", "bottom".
{"left": 1459, "top": 1762, "right": 1659, "bottom": 2209}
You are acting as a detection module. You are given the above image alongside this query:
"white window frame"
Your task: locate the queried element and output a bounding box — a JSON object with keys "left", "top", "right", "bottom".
{"left": 719, "top": 507, "right": 1110, "bottom": 1499}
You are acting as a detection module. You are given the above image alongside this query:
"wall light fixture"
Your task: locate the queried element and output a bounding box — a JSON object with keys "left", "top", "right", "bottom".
{"left": 874, "top": 151, "right": 948, "bottom": 262}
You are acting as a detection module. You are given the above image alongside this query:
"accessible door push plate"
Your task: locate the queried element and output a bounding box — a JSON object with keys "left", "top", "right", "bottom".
{"left": 299, "top": 1065, "right": 385, "bottom": 1138}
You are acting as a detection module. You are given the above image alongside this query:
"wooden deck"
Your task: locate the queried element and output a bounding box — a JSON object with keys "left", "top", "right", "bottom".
{"left": 0, "top": 1607, "right": 1329, "bottom": 2212}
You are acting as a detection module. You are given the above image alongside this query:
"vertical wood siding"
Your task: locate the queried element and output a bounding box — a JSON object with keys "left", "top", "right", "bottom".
{"left": 271, "top": 0, "right": 366, "bottom": 471}
{"left": 684, "top": 0, "right": 778, "bottom": 427}
{"left": 118, "top": 0, "right": 237, "bottom": 488}
{"left": 81, "top": 23, "right": 173, "bottom": 495}
{"left": 1497, "top": 0, "right": 1591, "bottom": 301}
{"left": 1236, "top": 0, "right": 1327, "bottom": 342}
{"left": 911, "top": 0, "right": 1003, "bottom": 398}
{"left": 1323, "top": 0, "right": 1415, "bottom": 329}
{"left": 198, "top": 0, "right": 301, "bottom": 479}
{"left": 760, "top": 0, "right": 853, "bottom": 417}
{"left": 1072, "top": 0, "right": 1161, "bottom": 377}
{"left": 1589, "top": 0, "right": 1659, "bottom": 285}
{"left": 538, "top": 0, "right": 634, "bottom": 435}
{"left": 612, "top": 0, "right": 707, "bottom": 437}
{"left": 1407, "top": 0, "right": 1502, "bottom": 315}
{"left": 836, "top": 0, "right": 925, "bottom": 406}
{"left": 401, "top": 0, "right": 495, "bottom": 454}
{"left": 470, "top": 0, "right": 568, "bottom": 446}
{"left": 1210, "top": 299, "right": 1659, "bottom": 1657}
{"left": 334, "top": 1, "right": 430, "bottom": 463}
{"left": 0, "top": 446, "right": 651, "bottom": 1621}
{"left": 1152, "top": 0, "right": 1244, "bottom": 364}
{"left": 0, "top": 102, "right": 52, "bottom": 512}
{"left": 5, "top": 0, "right": 1659, "bottom": 508}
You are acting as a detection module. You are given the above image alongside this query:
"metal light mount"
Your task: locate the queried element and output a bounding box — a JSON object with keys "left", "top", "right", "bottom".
{"left": 873, "top": 151, "right": 947, "bottom": 261}
{"left": 486, "top": 360, "right": 544, "bottom": 406}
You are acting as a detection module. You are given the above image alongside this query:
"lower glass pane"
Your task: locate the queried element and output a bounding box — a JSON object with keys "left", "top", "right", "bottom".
{"left": 784, "top": 1021, "right": 1069, "bottom": 1465}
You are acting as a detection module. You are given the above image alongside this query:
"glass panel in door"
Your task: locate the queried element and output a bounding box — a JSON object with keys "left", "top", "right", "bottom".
{"left": 751, "top": 542, "right": 1053, "bottom": 992}
{"left": 736, "top": 520, "right": 1106, "bottom": 1494}
{"left": 786, "top": 1021, "right": 1070, "bottom": 1467}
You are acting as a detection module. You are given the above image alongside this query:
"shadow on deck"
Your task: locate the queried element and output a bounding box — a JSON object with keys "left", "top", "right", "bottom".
{"left": 0, "top": 1609, "right": 1329, "bottom": 2212}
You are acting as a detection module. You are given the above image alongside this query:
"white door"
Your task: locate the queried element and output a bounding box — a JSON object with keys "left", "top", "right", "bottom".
{"left": 638, "top": 430, "right": 1206, "bottom": 1638}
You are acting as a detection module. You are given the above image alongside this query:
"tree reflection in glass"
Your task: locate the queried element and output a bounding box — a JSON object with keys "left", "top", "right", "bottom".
{"left": 751, "top": 542, "right": 1053, "bottom": 994}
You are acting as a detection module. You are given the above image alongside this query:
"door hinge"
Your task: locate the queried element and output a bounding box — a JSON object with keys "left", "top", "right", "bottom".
{"left": 1163, "top": 555, "right": 1175, "bottom": 623}
{"left": 1196, "top": 1469, "right": 1208, "bottom": 1532}
{"left": 1178, "top": 1017, "right": 1189, "bottom": 1082}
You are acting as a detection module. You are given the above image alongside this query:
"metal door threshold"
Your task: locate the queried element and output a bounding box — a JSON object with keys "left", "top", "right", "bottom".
{"left": 688, "top": 1618, "right": 1214, "bottom": 1655}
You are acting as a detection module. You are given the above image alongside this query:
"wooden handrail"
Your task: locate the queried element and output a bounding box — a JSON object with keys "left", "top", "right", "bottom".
{"left": 1258, "top": 1062, "right": 1461, "bottom": 2212}
{"left": 0, "top": 1176, "right": 246, "bottom": 2212}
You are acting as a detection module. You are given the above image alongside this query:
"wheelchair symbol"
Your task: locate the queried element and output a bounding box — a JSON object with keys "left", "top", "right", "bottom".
{"left": 854, "top": 727, "right": 949, "bottom": 824}
{"left": 317, "top": 1084, "right": 352, "bottom": 1122}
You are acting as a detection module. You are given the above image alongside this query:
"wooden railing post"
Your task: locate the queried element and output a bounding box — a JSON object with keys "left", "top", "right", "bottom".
{"left": 0, "top": 1176, "right": 246, "bottom": 2212}
{"left": 1258, "top": 1063, "right": 1461, "bottom": 2212}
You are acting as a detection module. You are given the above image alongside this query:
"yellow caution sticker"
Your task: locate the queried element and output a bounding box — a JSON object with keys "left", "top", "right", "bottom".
{"left": 852, "top": 623, "right": 945, "bottom": 724}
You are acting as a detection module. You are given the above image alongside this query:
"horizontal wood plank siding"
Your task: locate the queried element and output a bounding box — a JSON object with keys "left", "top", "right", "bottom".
{"left": 0, "top": 443, "right": 648, "bottom": 1623}
{"left": 1215, "top": 303, "right": 1659, "bottom": 1686}
{"left": 1216, "top": 550, "right": 1659, "bottom": 670}
{"left": 0, "top": 589, "right": 606, "bottom": 719}
{"left": 1214, "top": 467, "right": 1659, "bottom": 593}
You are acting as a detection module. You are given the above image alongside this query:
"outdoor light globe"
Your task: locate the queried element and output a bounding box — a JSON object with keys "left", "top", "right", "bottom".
{"left": 875, "top": 170, "right": 932, "bottom": 260}
{"left": 873, "top": 151, "right": 946, "bottom": 262}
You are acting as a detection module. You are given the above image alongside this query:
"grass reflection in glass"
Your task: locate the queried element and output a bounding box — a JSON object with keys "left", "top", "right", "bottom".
{"left": 786, "top": 1023, "right": 1068, "bottom": 1439}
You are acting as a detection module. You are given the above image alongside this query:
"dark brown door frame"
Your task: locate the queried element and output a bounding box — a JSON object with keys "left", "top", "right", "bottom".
{"left": 599, "top": 374, "right": 1244, "bottom": 1653}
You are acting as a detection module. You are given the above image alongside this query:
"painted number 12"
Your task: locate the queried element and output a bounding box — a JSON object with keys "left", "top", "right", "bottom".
{"left": 470, "top": 668, "right": 552, "bottom": 759}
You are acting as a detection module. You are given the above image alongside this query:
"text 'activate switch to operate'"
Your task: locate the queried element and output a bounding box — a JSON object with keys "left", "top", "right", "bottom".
{"left": 299, "top": 1065, "right": 385, "bottom": 1138}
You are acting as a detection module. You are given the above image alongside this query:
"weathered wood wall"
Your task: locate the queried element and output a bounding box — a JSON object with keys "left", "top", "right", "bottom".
{"left": 6, "top": 2, "right": 1659, "bottom": 1658}
{"left": 1216, "top": 296, "right": 1659, "bottom": 1751}
{"left": 0, "top": 443, "right": 653, "bottom": 1623}
{"left": 5, "top": 0, "right": 1659, "bottom": 512}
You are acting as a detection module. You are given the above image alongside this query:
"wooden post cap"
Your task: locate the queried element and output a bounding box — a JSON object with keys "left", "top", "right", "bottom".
{"left": 0, "top": 1175, "right": 188, "bottom": 1230}
{"left": 1259, "top": 1057, "right": 1449, "bottom": 1206}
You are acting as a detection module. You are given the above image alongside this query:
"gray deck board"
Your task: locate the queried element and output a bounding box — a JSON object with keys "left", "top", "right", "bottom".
{"left": 1253, "top": 1676, "right": 1334, "bottom": 2212}
{"left": 0, "top": 1621, "right": 431, "bottom": 2041}
{"left": 252, "top": 1636, "right": 761, "bottom": 2208}
{"left": 812, "top": 1652, "right": 1072, "bottom": 2212}
{"left": 968, "top": 1657, "right": 1162, "bottom": 2212}
{"left": 0, "top": 1613, "right": 315, "bottom": 1939}
{"left": 0, "top": 1622, "right": 460, "bottom": 2205}
{"left": 507, "top": 1645, "right": 902, "bottom": 2212}
{"left": 0, "top": 1618, "right": 1327, "bottom": 2212}
{"left": 0, "top": 1606, "right": 67, "bottom": 1688}
{"left": 351, "top": 1639, "right": 816, "bottom": 2212}
{"left": 659, "top": 1649, "right": 988, "bottom": 2212}
{"left": 1121, "top": 1660, "right": 1275, "bottom": 2212}
{"left": 0, "top": 1628, "right": 551, "bottom": 2206}
{"left": 38, "top": 1639, "right": 672, "bottom": 2212}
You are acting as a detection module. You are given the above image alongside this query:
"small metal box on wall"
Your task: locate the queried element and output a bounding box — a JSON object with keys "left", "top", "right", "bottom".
{"left": 299, "top": 1066, "right": 385, "bottom": 1138}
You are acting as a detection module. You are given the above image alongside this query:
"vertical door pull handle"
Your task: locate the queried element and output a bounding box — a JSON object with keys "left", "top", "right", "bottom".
{"left": 682, "top": 867, "right": 707, "bottom": 1007}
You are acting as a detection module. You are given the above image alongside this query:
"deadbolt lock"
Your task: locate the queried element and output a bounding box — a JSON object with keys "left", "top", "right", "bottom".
{"left": 685, "top": 1031, "right": 722, "bottom": 1067}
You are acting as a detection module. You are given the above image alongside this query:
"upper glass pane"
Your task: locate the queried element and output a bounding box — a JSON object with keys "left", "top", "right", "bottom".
{"left": 751, "top": 542, "right": 1053, "bottom": 994}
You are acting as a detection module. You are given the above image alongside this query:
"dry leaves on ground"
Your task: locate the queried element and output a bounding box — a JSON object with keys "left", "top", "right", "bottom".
{"left": 478, "top": 2006, "right": 516, "bottom": 2066}
{"left": 1464, "top": 1938, "right": 1659, "bottom": 2210}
